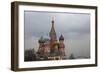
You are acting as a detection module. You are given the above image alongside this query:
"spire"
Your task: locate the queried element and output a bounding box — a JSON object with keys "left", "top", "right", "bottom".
{"left": 52, "top": 17, "right": 54, "bottom": 24}
{"left": 49, "top": 17, "right": 57, "bottom": 40}
{"left": 51, "top": 17, "right": 55, "bottom": 32}
{"left": 50, "top": 17, "right": 56, "bottom": 33}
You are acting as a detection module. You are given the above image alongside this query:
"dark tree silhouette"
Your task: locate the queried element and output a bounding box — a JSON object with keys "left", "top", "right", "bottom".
{"left": 24, "top": 48, "right": 37, "bottom": 61}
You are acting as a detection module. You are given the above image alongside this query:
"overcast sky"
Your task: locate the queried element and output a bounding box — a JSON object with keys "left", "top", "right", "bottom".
{"left": 24, "top": 11, "right": 90, "bottom": 58}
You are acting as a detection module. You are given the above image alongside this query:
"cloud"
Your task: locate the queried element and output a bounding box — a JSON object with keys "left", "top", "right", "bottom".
{"left": 24, "top": 11, "right": 90, "bottom": 58}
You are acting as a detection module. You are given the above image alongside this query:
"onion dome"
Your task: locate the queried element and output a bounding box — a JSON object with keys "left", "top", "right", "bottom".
{"left": 59, "top": 34, "right": 64, "bottom": 40}
{"left": 38, "top": 36, "right": 45, "bottom": 43}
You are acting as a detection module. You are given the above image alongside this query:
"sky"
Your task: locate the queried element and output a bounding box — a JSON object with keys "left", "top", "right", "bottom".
{"left": 24, "top": 11, "right": 90, "bottom": 58}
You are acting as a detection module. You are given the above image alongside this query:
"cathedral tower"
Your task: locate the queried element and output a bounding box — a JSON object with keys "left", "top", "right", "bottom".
{"left": 38, "top": 36, "right": 44, "bottom": 54}
{"left": 49, "top": 18, "right": 57, "bottom": 49}
{"left": 59, "top": 34, "right": 65, "bottom": 57}
{"left": 49, "top": 18, "right": 57, "bottom": 40}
